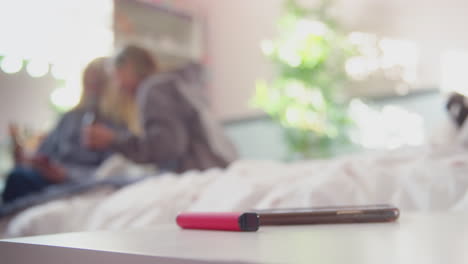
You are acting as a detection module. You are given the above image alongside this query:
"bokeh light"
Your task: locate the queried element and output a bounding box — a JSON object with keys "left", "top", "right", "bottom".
{"left": 260, "top": 40, "right": 275, "bottom": 56}
{"left": 50, "top": 87, "right": 81, "bottom": 112}
{"left": 348, "top": 99, "right": 425, "bottom": 149}
{"left": 0, "top": 56, "right": 23, "bottom": 74}
{"left": 296, "top": 19, "right": 328, "bottom": 37}
{"left": 26, "top": 60, "right": 49, "bottom": 78}
{"left": 278, "top": 45, "right": 301, "bottom": 67}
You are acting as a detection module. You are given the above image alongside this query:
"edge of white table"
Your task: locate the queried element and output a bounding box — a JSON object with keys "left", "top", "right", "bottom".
{"left": 1, "top": 213, "right": 467, "bottom": 264}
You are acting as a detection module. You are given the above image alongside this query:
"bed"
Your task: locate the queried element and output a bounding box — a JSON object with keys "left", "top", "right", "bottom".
{"left": 2, "top": 129, "right": 468, "bottom": 239}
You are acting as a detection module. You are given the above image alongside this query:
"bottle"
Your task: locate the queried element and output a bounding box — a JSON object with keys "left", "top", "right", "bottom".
{"left": 81, "top": 92, "right": 100, "bottom": 127}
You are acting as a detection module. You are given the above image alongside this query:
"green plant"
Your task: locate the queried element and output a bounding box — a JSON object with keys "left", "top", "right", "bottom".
{"left": 253, "top": 0, "right": 355, "bottom": 159}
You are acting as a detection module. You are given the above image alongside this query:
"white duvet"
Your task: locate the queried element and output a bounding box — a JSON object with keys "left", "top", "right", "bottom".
{"left": 3, "top": 141, "right": 468, "bottom": 238}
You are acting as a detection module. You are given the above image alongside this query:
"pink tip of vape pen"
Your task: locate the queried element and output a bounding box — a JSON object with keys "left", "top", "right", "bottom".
{"left": 176, "top": 212, "right": 259, "bottom": 232}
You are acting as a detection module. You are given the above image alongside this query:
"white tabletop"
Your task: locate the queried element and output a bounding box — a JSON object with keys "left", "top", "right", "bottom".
{"left": 1, "top": 213, "right": 467, "bottom": 264}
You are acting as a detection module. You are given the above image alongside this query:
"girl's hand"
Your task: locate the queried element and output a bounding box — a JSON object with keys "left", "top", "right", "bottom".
{"left": 83, "top": 123, "right": 116, "bottom": 150}
{"left": 8, "top": 123, "right": 24, "bottom": 165}
{"left": 30, "top": 155, "right": 66, "bottom": 184}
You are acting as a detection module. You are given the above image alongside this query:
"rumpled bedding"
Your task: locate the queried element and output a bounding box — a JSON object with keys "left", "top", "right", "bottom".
{"left": 3, "top": 144, "right": 468, "bottom": 238}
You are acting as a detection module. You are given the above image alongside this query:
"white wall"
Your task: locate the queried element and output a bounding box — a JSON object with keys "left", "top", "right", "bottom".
{"left": 192, "top": 0, "right": 468, "bottom": 120}
{"left": 197, "top": 0, "right": 282, "bottom": 120}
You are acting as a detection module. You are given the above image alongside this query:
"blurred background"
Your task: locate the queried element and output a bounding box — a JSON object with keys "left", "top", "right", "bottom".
{"left": 0, "top": 0, "right": 466, "bottom": 176}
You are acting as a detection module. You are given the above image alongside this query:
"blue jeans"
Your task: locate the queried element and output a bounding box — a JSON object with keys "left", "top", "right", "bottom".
{"left": 2, "top": 167, "right": 51, "bottom": 203}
